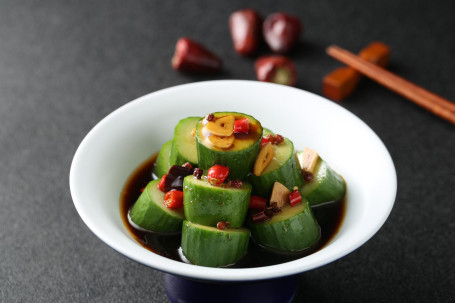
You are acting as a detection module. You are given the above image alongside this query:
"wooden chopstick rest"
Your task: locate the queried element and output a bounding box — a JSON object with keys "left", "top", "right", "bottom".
{"left": 323, "top": 42, "right": 390, "bottom": 101}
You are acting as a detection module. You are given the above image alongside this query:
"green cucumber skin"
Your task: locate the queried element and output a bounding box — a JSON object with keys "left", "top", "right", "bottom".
{"left": 249, "top": 139, "right": 304, "bottom": 197}
{"left": 181, "top": 220, "right": 250, "bottom": 267}
{"left": 183, "top": 175, "right": 251, "bottom": 228}
{"left": 129, "top": 180, "right": 184, "bottom": 232}
{"left": 196, "top": 112, "right": 262, "bottom": 180}
{"left": 154, "top": 140, "right": 172, "bottom": 178}
{"left": 299, "top": 158, "right": 346, "bottom": 206}
{"left": 170, "top": 117, "right": 200, "bottom": 166}
{"left": 249, "top": 201, "right": 320, "bottom": 251}
{"left": 262, "top": 128, "right": 274, "bottom": 136}
{"left": 196, "top": 141, "right": 260, "bottom": 180}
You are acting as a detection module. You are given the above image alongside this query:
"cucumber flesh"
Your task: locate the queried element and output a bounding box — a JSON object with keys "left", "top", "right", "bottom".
{"left": 181, "top": 220, "right": 250, "bottom": 267}
{"left": 129, "top": 179, "right": 185, "bottom": 232}
{"left": 298, "top": 156, "right": 346, "bottom": 206}
{"left": 183, "top": 175, "right": 251, "bottom": 228}
{"left": 154, "top": 140, "right": 172, "bottom": 178}
{"left": 248, "top": 200, "right": 320, "bottom": 251}
{"left": 170, "top": 117, "right": 200, "bottom": 166}
{"left": 262, "top": 128, "right": 274, "bottom": 136}
{"left": 249, "top": 138, "right": 304, "bottom": 197}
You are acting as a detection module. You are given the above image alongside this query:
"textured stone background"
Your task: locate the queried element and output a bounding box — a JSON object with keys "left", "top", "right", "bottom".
{"left": 1, "top": 0, "right": 454, "bottom": 302}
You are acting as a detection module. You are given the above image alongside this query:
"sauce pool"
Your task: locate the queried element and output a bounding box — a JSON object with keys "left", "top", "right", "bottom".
{"left": 120, "top": 154, "right": 346, "bottom": 268}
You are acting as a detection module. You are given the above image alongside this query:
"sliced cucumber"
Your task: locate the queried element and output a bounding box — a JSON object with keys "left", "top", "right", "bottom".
{"left": 181, "top": 220, "right": 250, "bottom": 267}
{"left": 196, "top": 112, "right": 262, "bottom": 180}
{"left": 248, "top": 200, "right": 320, "bottom": 251}
{"left": 298, "top": 156, "right": 346, "bottom": 206}
{"left": 183, "top": 175, "right": 251, "bottom": 228}
{"left": 129, "top": 179, "right": 185, "bottom": 232}
{"left": 169, "top": 117, "right": 200, "bottom": 166}
{"left": 154, "top": 140, "right": 172, "bottom": 178}
{"left": 249, "top": 137, "right": 303, "bottom": 197}
{"left": 262, "top": 127, "right": 274, "bottom": 136}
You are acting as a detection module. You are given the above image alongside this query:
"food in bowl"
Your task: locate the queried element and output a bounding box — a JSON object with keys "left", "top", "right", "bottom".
{"left": 121, "top": 112, "right": 346, "bottom": 268}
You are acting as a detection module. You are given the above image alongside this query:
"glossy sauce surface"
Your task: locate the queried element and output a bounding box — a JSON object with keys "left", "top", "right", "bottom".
{"left": 120, "top": 154, "right": 346, "bottom": 268}
{"left": 197, "top": 113, "right": 262, "bottom": 151}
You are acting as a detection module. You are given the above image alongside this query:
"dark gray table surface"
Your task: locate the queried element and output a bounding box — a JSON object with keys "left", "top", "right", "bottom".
{"left": 1, "top": 0, "right": 454, "bottom": 302}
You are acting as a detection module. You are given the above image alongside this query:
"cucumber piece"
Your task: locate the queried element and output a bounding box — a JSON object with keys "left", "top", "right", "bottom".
{"left": 262, "top": 127, "right": 274, "bottom": 136}
{"left": 181, "top": 220, "right": 250, "bottom": 267}
{"left": 196, "top": 112, "right": 262, "bottom": 180}
{"left": 298, "top": 156, "right": 346, "bottom": 206}
{"left": 249, "top": 138, "right": 304, "bottom": 197}
{"left": 169, "top": 117, "right": 200, "bottom": 166}
{"left": 154, "top": 140, "right": 172, "bottom": 178}
{"left": 248, "top": 200, "right": 320, "bottom": 251}
{"left": 129, "top": 179, "right": 184, "bottom": 232}
{"left": 183, "top": 175, "right": 251, "bottom": 228}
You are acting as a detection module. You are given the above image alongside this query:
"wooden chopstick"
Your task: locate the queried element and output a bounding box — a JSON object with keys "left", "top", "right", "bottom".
{"left": 326, "top": 45, "right": 455, "bottom": 125}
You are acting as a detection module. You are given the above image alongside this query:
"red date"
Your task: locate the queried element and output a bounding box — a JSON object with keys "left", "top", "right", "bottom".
{"left": 263, "top": 12, "right": 301, "bottom": 53}
{"left": 229, "top": 9, "right": 262, "bottom": 56}
{"left": 171, "top": 37, "right": 222, "bottom": 73}
{"left": 255, "top": 55, "right": 297, "bottom": 86}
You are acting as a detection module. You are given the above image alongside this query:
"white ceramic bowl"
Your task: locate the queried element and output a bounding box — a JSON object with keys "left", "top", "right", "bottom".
{"left": 70, "top": 80, "right": 396, "bottom": 282}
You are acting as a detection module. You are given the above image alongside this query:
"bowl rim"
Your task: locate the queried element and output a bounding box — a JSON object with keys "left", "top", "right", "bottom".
{"left": 70, "top": 80, "right": 397, "bottom": 281}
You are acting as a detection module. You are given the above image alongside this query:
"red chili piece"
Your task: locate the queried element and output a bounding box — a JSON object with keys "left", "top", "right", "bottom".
{"left": 164, "top": 190, "right": 184, "bottom": 209}
{"left": 171, "top": 38, "right": 222, "bottom": 74}
{"left": 207, "top": 165, "right": 230, "bottom": 186}
{"left": 249, "top": 195, "right": 267, "bottom": 210}
{"left": 158, "top": 174, "right": 167, "bottom": 192}
{"left": 233, "top": 118, "right": 249, "bottom": 134}
{"left": 289, "top": 189, "right": 302, "bottom": 206}
{"left": 263, "top": 12, "right": 301, "bottom": 53}
{"left": 252, "top": 211, "right": 270, "bottom": 223}
{"left": 255, "top": 55, "right": 297, "bottom": 86}
{"left": 229, "top": 9, "right": 262, "bottom": 56}
{"left": 261, "top": 137, "right": 271, "bottom": 147}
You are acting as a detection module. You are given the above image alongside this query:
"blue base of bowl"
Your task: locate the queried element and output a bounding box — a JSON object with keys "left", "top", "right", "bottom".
{"left": 164, "top": 273, "right": 297, "bottom": 303}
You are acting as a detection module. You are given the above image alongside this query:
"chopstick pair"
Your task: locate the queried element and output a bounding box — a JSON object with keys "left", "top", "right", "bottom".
{"left": 326, "top": 45, "right": 455, "bottom": 125}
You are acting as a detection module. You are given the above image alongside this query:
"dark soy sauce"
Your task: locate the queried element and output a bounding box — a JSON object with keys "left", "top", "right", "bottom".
{"left": 120, "top": 154, "right": 346, "bottom": 268}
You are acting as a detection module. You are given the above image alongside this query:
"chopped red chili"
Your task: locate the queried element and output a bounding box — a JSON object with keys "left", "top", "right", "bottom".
{"left": 289, "top": 189, "right": 302, "bottom": 206}
{"left": 164, "top": 190, "right": 184, "bottom": 208}
{"left": 234, "top": 118, "right": 249, "bottom": 134}
{"left": 207, "top": 165, "right": 229, "bottom": 186}
{"left": 252, "top": 211, "right": 270, "bottom": 223}
{"left": 158, "top": 174, "right": 167, "bottom": 192}
{"left": 249, "top": 196, "right": 267, "bottom": 210}
{"left": 261, "top": 137, "right": 271, "bottom": 147}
